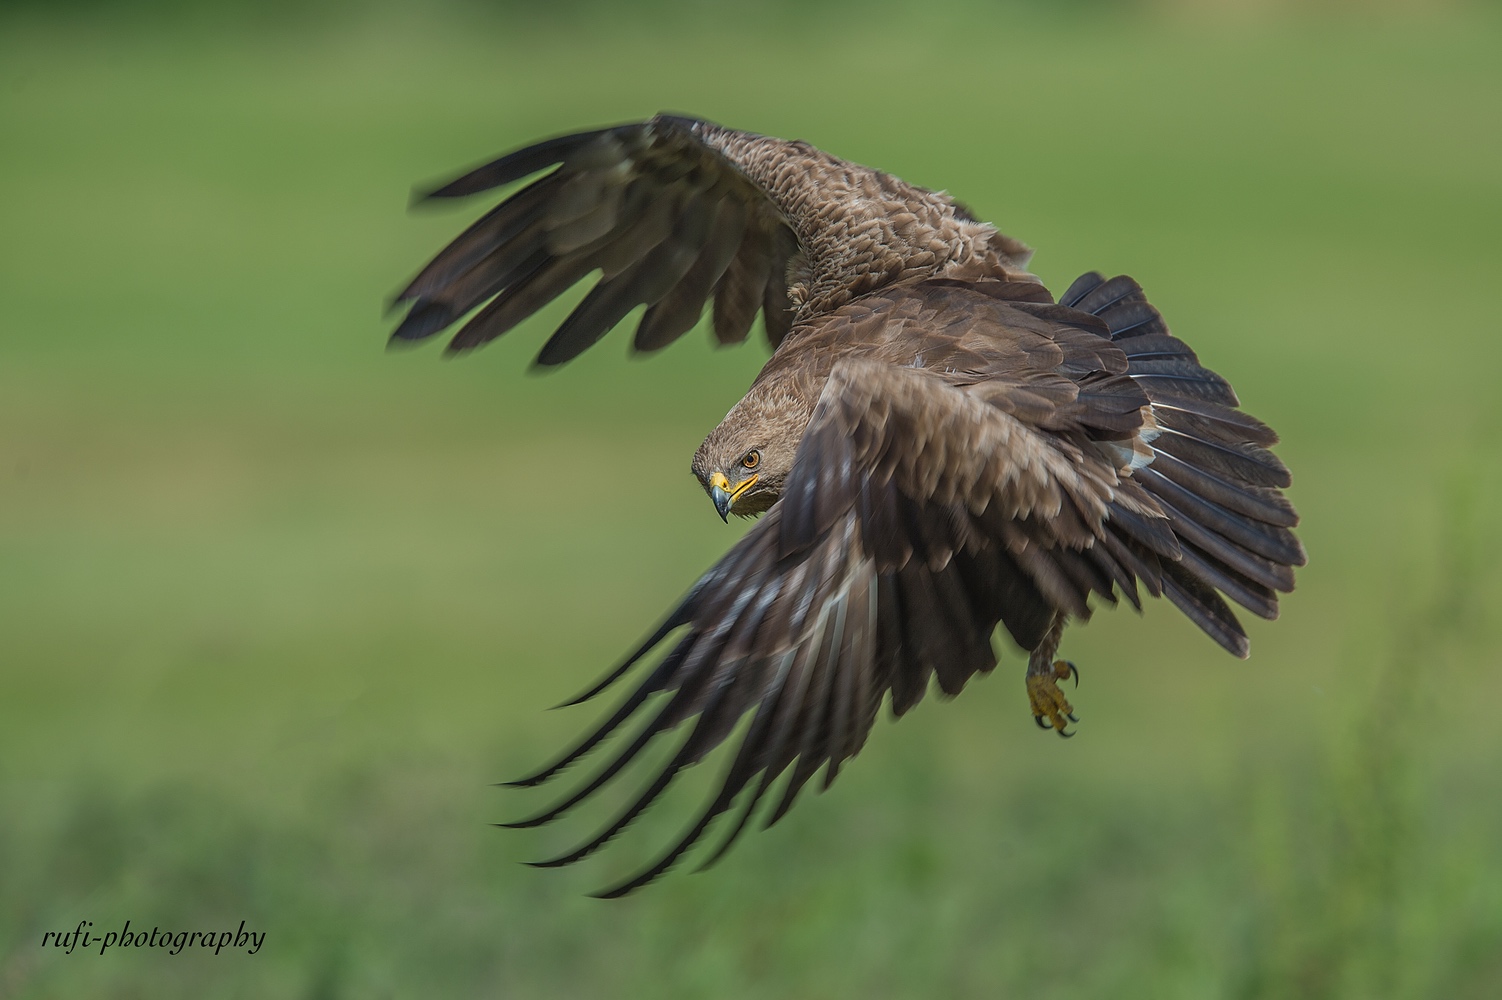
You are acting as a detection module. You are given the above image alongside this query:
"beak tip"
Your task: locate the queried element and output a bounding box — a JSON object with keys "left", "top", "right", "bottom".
{"left": 710, "top": 485, "right": 733, "bottom": 522}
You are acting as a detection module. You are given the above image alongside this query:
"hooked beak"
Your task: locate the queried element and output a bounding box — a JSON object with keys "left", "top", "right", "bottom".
{"left": 707, "top": 471, "right": 755, "bottom": 522}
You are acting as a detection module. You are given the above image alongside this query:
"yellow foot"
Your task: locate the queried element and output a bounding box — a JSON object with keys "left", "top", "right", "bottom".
{"left": 1027, "top": 660, "right": 1079, "bottom": 738}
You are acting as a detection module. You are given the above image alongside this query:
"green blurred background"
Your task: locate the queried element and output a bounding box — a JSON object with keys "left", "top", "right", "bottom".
{"left": 3, "top": 1, "right": 1500, "bottom": 996}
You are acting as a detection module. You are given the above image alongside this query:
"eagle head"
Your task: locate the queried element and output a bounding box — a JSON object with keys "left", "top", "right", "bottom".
{"left": 691, "top": 384, "right": 814, "bottom": 521}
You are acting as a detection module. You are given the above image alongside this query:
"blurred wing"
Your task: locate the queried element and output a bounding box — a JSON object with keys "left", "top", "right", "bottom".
{"left": 503, "top": 355, "right": 1167, "bottom": 897}
{"left": 391, "top": 116, "right": 799, "bottom": 364}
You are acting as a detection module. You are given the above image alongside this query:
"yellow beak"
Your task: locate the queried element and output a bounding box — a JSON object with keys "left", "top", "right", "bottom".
{"left": 708, "top": 471, "right": 757, "bottom": 522}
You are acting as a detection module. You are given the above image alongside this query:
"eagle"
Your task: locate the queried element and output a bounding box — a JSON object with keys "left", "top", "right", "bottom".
{"left": 391, "top": 114, "right": 1305, "bottom": 896}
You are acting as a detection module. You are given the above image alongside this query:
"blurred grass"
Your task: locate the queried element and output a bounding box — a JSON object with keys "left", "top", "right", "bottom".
{"left": 2, "top": 2, "right": 1501, "bottom": 997}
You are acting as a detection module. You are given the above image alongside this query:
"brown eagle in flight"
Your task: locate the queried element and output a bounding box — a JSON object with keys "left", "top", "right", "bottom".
{"left": 392, "top": 114, "right": 1305, "bottom": 896}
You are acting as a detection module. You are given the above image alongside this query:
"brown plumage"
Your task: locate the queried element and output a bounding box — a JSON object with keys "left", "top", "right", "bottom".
{"left": 392, "top": 114, "right": 1305, "bottom": 896}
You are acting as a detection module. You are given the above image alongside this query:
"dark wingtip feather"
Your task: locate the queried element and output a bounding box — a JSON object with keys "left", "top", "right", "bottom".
{"left": 1162, "top": 570, "right": 1250, "bottom": 658}
{"left": 385, "top": 334, "right": 427, "bottom": 353}
{"left": 502, "top": 757, "right": 575, "bottom": 789}
{"left": 589, "top": 797, "right": 729, "bottom": 898}
{"left": 693, "top": 791, "right": 763, "bottom": 873}
{"left": 589, "top": 887, "right": 631, "bottom": 900}
{"left": 407, "top": 185, "right": 449, "bottom": 211}
{"left": 553, "top": 607, "right": 697, "bottom": 710}
{"left": 498, "top": 774, "right": 546, "bottom": 789}
{"left": 496, "top": 813, "right": 554, "bottom": 831}
{"left": 590, "top": 878, "right": 653, "bottom": 900}
{"left": 503, "top": 665, "right": 678, "bottom": 789}
{"left": 390, "top": 301, "right": 454, "bottom": 342}
{"left": 518, "top": 839, "right": 618, "bottom": 866}
{"left": 765, "top": 755, "right": 821, "bottom": 829}
{"left": 591, "top": 869, "right": 664, "bottom": 900}
{"left": 417, "top": 128, "right": 618, "bottom": 201}
{"left": 524, "top": 780, "right": 670, "bottom": 870}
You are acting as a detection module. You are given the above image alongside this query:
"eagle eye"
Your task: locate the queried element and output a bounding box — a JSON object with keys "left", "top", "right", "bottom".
{"left": 741, "top": 450, "right": 760, "bottom": 470}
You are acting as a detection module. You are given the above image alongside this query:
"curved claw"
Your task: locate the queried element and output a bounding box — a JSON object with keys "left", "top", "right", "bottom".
{"left": 1055, "top": 726, "right": 1074, "bottom": 739}
{"left": 1054, "top": 659, "right": 1079, "bottom": 688}
{"left": 1027, "top": 670, "right": 1080, "bottom": 737}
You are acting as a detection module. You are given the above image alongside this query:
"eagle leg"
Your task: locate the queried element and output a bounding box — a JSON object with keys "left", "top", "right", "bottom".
{"left": 1025, "top": 615, "right": 1078, "bottom": 738}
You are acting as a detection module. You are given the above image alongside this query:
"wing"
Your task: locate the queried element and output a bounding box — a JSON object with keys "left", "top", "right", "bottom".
{"left": 1055, "top": 272, "right": 1307, "bottom": 654}
{"left": 391, "top": 116, "right": 800, "bottom": 364}
{"left": 824, "top": 274, "right": 1306, "bottom": 655}
{"left": 502, "top": 355, "right": 1174, "bottom": 897}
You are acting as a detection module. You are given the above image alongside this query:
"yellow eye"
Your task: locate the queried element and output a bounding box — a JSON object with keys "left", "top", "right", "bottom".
{"left": 741, "top": 451, "right": 760, "bottom": 470}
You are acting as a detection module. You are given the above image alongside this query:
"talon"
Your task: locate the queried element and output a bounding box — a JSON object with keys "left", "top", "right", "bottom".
{"left": 1056, "top": 727, "right": 1074, "bottom": 739}
{"left": 1027, "top": 671, "right": 1078, "bottom": 738}
{"left": 1054, "top": 659, "right": 1079, "bottom": 687}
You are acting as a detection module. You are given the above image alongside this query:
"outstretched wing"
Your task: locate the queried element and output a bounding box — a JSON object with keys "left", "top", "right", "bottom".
{"left": 391, "top": 116, "right": 799, "bottom": 364}
{"left": 503, "top": 354, "right": 1172, "bottom": 897}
